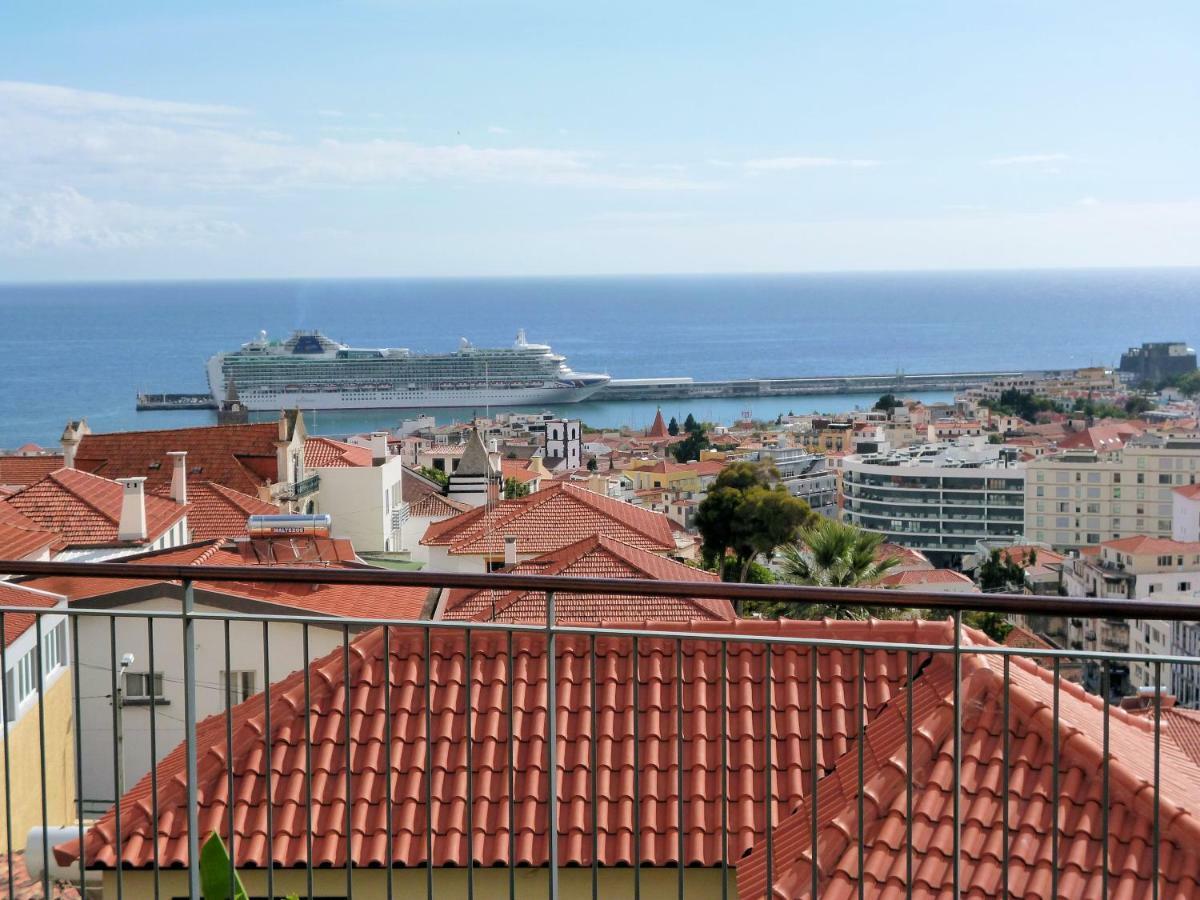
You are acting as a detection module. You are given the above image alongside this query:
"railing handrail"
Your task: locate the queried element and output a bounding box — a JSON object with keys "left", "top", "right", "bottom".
{"left": 4, "top": 556, "right": 1200, "bottom": 620}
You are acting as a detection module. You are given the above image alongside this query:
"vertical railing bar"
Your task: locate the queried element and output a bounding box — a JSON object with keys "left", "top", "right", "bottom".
{"left": 383, "top": 623, "right": 394, "bottom": 900}
{"left": 1001, "top": 653, "right": 1010, "bottom": 900}
{"left": 224, "top": 618, "right": 236, "bottom": 900}
{"left": 0, "top": 611, "right": 11, "bottom": 900}
{"left": 676, "top": 637, "right": 685, "bottom": 899}
{"left": 765, "top": 643, "right": 774, "bottom": 896}
{"left": 720, "top": 640, "right": 729, "bottom": 900}
{"left": 546, "top": 591, "right": 560, "bottom": 900}
{"left": 951, "top": 610, "right": 962, "bottom": 897}
{"left": 905, "top": 649, "right": 913, "bottom": 900}
{"left": 856, "top": 646, "right": 865, "bottom": 900}
{"left": 183, "top": 579, "right": 200, "bottom": 900}
{"left": 1101, "top": 658, "right": 1110, "bottom": 899}
{"left": 109, "top": 615, "right": 124, "bottom": 900}
{"left": 1051, "top": 656, "right": 1060, "bottom": 899}
{"left": 507, "top": 629, "right": 516, "bottom": 900}
{"left": 262, "top": 621, "right": 274, "bottom": 900}
{"left": 147, "top": 617, "right": 161, "bottom": 898}
{"left": 633, "top": 633, "right": 641, "bottom": 900}
{"left": 34, "top": 615, "right": 50, "bottom": 900}
{"left": 590, "top": 635, "right": 599, "bottom": 900}
{"left": 465, "top": 627, "right": 475, "bottom": 900}
{"left": 424, "top": 626, "right": 434, "bottom": 900}
{"left": 1154, "top": 659, "right": 1162, "bottom": 900}
{"left": 810, "top": 645, "right": 819, "bottom": 899}
{"left": 302, "top": 623, "right": 314, "bottom": 900}
{"left": 70, "top": 616, "right": 86, "bottom": 896}
{"left": 342, "top": 624, "right": 355, "bottom": 899}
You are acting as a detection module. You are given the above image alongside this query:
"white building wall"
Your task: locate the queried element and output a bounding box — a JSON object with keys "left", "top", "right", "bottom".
{"left": 75, "top": 596, "right": 344, "bottom": 810}
{"left": 314, "top": 459, "right": 405, "bottom": 553}
{"left": 1174, "top": 492, "right": 1200, "bottom": 543}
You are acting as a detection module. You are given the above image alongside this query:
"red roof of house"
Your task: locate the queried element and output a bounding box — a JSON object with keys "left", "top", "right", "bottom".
{"left": 875, "top": 543, "right": 933, "bottom": 571}
{"left": 0, "top": 582, "right": 63, "bottom": 647}
{"left": 877, "top": 568, "right": 977, "bottom": 588}
{"left": 60, "top": 617, "right": 1200, "bottom": 897}
{"left": 422, "top": 482, "right": 676, "bottom": 556}
{"left": 0, "top": 454, "right": 66, "bottom": 488}
{"left": 647, "top": 408, "right": 669, "bottom": 439}
{"left": 628, "top": 458, "right": 725, "bottom": 477}
{"left": 441, "top": 534, "right": 734, "bottom": 622}
{"left": 1057, "top": 424, "right": 1142, "bottom": 453}
{"left": 1175, "top": 483, "right": 1200, "bottom": 501}
{"left": 1102, "top": 535, "right": 1200, "bottom": 556}
{"left": 4, "top": 468, "right": 188, "bottom": 548}
{"left": 74, "top": 423, "right": 281, "bottom": 495}
{"left": 21, "top": 540, "right": 429, "bottom": 620}
{"left": 150, "top": 481, "right": 278, "bottom": 542}
{"left": 304, "top": 437, "right": 374, "bottom": 468}
{"left": 500, "top": 459, "right": 541, "bottom": 483}
{"left": 0, "top": 501, "right": 60, "bottom": 558}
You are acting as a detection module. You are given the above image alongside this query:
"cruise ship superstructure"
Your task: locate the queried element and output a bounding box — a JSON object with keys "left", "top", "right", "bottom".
{"left": 206, "top": 330, "right": 610, "bottom": 411}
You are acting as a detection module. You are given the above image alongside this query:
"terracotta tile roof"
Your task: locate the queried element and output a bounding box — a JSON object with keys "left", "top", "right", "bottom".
{"left": 74, "top": 423, "right": 280, "bottom": 495}
{"left": 500, "top": 459, "right": 540, "bottom": 483}
{"left": 0, "top": 582, "right": 64, "bottom": 647}
{"left": 304, "top": 437, "right": 373, "bottom": 468}
{"left": 877, "top": 568, "right": 977, "bottom": 588}
{"left": 422, "top": 482, "right": 676, "bottom": 556}
{"left": 21, "top": 540, "right": 430, "bottom": 621}
{"left": 408, "top": 492, "right": 472, "bottom": 518}
{"left": 149, "top": 480, "right": 278, "bottom": 542}
{"left": 1102, "top": 535, "right": 1200, "bottom": 556}
{"left": 60, "top": 617, "right": 1200, "bottom": 897}
{"left": 4, "top": 468, "right": 187, "bottom": 548}
{"left": 440, "top": 535, "right": 734, "bottom": 622}
{"left": 1175, "top": 483, "right": 1200, "bottom": 501}
{"left": 0, "top": 454, "right": 66, "bottom": 488}
{"left": 647, "top": 408, "right": 669, "bottom": 438}
{"left": 0, "top": 501, "right": 60, "bottom": 558}
{"left": 0, "top": 852, "right": 80, "bottom": 899}
{"left": 875, "top": 543, "right": 933, "bottom": 571}
{"left": 1002, "top": 624, "right": 1057, "bottom": 652}
{"left": 1057, "top": 424, "right": 1143, "bottom": 453}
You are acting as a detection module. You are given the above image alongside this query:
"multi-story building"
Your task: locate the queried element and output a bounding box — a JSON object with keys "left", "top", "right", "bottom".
{"left": 1024, "top": 434, "right": 1200, "bottom": 551}
{"left": 1063, "top": 536, "right": 1200, "bottom": 698}
{"left": 1119, "top": 341, "right": 1197, "bottom": 385}
{"left": 755, "top": 447, "right": 837, "bottom": 518}
{"left": 802, "top": 421, "right": 854, "bottom": 454}
{"left": 841, "top": 440, "right": 1025, "bottom": 565}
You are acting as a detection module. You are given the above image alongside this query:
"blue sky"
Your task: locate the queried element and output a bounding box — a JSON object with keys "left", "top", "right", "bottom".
{"left": 2, "top": 1, "right": 1198, "bottom": 280}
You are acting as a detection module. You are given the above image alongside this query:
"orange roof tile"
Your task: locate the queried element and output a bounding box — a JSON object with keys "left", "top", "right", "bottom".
{"left": 304, "top": 436, "right": 374, "bottom": 468}
{"left": 74, "top": 423, "right": 280, "bottom": 495}
{"left": 60, "top": 617, "right": 1200, "bottom": 897}
{"left": 0, "top": 582, "right": 63, "bottom": 647}
{"left": 441, "top": 534, "right": 734, "bottom": 622}
{"left": 151, "top": 481, "right": 278, "bottom": 542}
{"left": 0, "top": 454, "right": 66, "bottom": 488}
{"left": 647, "top": 408, "right": 669, "bottom": 438}
{"left": 422, "top": 482, "right": 676, "bottom": 556}
{"left": 877, "top": 568, "right": 977, "bottom": 588}
{"left": 1175, "top": 483, "right": 1200, "bottom": 501}
{"left": 0, "top": 501, "right": 60, "bottom": 558}
{"left": 4, "top": 468, "right": 187, "bottom": 548}
{"left": 1102, "top": 535, "right": 1200, "bottom": 556}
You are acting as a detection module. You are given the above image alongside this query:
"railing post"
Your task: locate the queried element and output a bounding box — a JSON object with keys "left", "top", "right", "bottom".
{"left": 546, "top": 590, "right": 559, "bottom": 899}
{"left": 182, "top": 578, "right": 201, "bottom": 899}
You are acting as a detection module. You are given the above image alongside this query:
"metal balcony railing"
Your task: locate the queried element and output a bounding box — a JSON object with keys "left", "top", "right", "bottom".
{"left": 272, "top": 473, "right": 320, "bottom": 501}
{"left": 0, "top": 558, "right": 1199, "bottom": 898}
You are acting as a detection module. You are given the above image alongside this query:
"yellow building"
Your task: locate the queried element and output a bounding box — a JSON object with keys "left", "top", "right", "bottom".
{"left": 622, "top": 459, "right": 725, "bottom": 493}
{"left": 0, "top": 584, "right": 76, "bottom": 844}
{"left": 802, "top": 422, "right": 854, "bottom": 453}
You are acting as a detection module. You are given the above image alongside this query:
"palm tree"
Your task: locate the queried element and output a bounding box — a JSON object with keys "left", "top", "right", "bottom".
{"left": 775, "top": 518, "right": 903, "bottom": 619}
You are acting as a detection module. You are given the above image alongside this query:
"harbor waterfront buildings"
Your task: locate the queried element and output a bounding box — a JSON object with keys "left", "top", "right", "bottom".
{"left": 841, "top": 440, "right": 1025, "bottom": 565}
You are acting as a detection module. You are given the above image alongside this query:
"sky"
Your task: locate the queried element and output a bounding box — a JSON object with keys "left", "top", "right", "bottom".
{"left": 1, "top": 1, "right": 1198, "bottom": 281}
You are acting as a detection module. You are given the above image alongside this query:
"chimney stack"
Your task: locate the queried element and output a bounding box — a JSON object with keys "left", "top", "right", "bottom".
{"left": 116, "top": 477, "right": 148, "bottom": 541}
{"left": 60, "top": 419, "right": 89, "bottom": 469}
{"left": 503, "top": 535, "right": 518, "bottom": 567}
{"left": 166, "top": 451, "right": 188, "bottom": 505}
{"left": 370, "top": 432, "right": 389, "bottom": 465}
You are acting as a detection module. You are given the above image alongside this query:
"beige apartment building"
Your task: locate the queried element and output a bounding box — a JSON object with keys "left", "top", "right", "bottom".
{"left": 1024, "top": 435, "right": 1200, "bottom": 551}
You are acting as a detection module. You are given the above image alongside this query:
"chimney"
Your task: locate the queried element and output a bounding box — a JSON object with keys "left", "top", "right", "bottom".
{"left": 60, "top": 419, "right": 89, "bottom": 469}
{"left": 370, "top": 432, "right": 389, "bottom": 465}
{"left": 116, "top": 477, "right": 148, "bottom": 541}
{"left": 166, "top": 451, "right": 188, "bottom": 505}
{"left": 503, "top": 535, "right": 518, "bottom": 567}
{"left": 489, "top": 438, "right": 499, "bottom": 454}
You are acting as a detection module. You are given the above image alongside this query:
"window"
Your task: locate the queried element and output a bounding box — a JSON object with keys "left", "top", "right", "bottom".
{"left": 1180, "top": 582, "right": 1192, "bottom": 592}
{"left": 1114, "top": 473, "right": 1121, "bottom": 484}
{"left": 1114, "top": 487, "right": 1121, "bottom": 499}
{"left": 1086, "top": 533, "right": 1100, "bottom": 544}
{"left": 41, "top": 622, "right": 66, "bottom": 674}
{"left": 1036, "top": 486, "right": 1045, "bottom": 497}
{"left": 1137, "top": 473, "right": 1146, "bottom": 484}
{"left": 220, "top": 670, "right": 256, "bottom": 707}
{"left": 1160, "top": 474, "right": 1174, "bottom": 485}
{"left": 124, "top": 672, "right": 166, "bottom": 703}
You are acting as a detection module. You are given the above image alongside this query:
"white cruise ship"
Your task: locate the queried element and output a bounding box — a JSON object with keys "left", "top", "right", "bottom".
{"left": 206, "top": 330, "right": 610, "bottom": 411}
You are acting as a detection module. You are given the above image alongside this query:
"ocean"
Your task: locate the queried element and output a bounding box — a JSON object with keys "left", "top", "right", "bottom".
{"left": 0, "top": 268, "right": 1197, "bottom": 449}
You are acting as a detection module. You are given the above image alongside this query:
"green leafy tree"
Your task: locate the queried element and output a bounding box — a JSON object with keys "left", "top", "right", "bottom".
{"left": 1124, "top": 395, "right": 1153, "bottom": 416}
{"left": 695, "top": 462, "right": 814, "bottom": 582}
{"left": 978, "top": 548, "right": 1027, "bottom": 593}
{"left": 683, "top": 412, "right": 699, "bottom": 433}
{"left": 667, "top": 416, "right": 680, "bottom": 436}
{"left": 1174, "top": 371, "right": 1200, "bottom": 397}
{"left": 503, "top": 476, "right": 531, "bottom": 499}
{"left": 586, "top": 457, "right": 598, "bottom": 472}
{"left": 419, "top": 466, "right": 449, "bottom": 487}
{"left": 873, "top": 393, "right": 900, "bottom": 412}
{"left": 774, "top": 519, "right": 903, "bottom": 619}
{"left": 671, "top": 425, "right": 711, "bottom": 463}
{"left": 963, "top": 610, "right": 1013, "bottom": 641}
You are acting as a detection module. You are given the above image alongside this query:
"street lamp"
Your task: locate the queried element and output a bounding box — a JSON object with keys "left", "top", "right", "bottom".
{"left": 115, "top": 653, "right": 134, "bottom": 799}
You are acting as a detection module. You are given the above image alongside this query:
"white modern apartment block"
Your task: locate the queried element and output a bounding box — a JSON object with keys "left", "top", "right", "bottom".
{"left": 1063, "top": 536, "right": 1200, "bottom": 699}
{"left": 1024, "top": 434, "right": 1200, "bottom": 551}
{"left": 314, "top": 434, "right": 407, "bottom": 552}
{"left": 754, "top": 447, "right": 838, "bottom": 518}
{"left": 1175, "top": 483, "right": 1200, "bottom": 543}
{"left": 841, "top": 439, "right": 1025, "bottom": 564}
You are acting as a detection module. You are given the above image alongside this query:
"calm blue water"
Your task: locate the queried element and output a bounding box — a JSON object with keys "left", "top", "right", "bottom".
{"left": 0, "top": 269, "right": 1196, "bottom": 448}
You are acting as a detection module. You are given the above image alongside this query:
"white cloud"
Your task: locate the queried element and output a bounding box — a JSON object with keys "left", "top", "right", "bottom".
{"left": 0, "top": 187, "right": 244, "bottom": 251}
{"left": 0, "top": 80, "right": 703, "bottom": 195}
{"left": 487, "top": 125, "right": 510, "bottom": 135}
{"left": 986, "top": 153, "right": 1070, "bottom": 166}
{"left": 743, "top": 156, "right": 880, "bottom": 172}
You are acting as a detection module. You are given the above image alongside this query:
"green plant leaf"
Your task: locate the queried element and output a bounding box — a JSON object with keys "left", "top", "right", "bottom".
{"left": 200, "top": 831, "right": 249, "bottom": 900}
